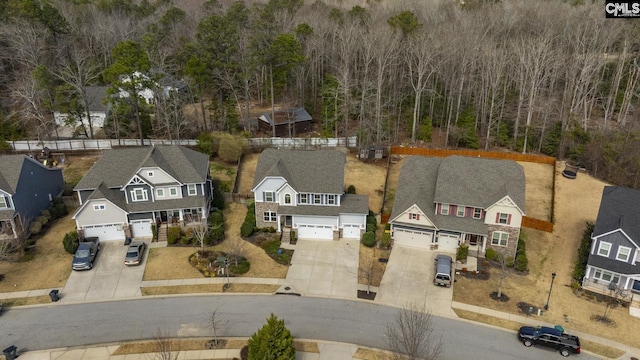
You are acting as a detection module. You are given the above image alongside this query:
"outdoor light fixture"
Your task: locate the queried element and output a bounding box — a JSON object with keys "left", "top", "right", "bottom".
{"left": 544, "top": 272, "right": 557, "bottom": 311}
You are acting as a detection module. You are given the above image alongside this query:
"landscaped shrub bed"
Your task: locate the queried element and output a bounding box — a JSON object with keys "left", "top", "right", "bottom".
{"left": 189, "top": 250, "right": 250, "bottom": 277}
{"left": 260, "top": 238, "right": 293, "bottom": 265}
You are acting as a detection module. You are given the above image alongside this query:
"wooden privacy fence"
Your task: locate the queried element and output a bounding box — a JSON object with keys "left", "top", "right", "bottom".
{"left": 521, "top": 216, "right": 553, "bottom": 232}
{"left": 390, "top": 147, "right": 556, "bottom": 165}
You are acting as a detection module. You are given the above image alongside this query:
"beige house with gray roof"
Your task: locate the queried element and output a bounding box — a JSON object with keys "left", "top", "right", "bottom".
{"left": 389, "top": 156, "right": 525, "bottom": 257}
{"left": 252, "top": 149, "right": 368, "bottom": 240}
{"left": 72, "top": 146, "right": 212, "bottom": 240}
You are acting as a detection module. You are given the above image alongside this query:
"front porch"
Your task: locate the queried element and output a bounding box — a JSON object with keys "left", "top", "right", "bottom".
{"left": 0, "top": 216, "right": 19, "bottom": 240}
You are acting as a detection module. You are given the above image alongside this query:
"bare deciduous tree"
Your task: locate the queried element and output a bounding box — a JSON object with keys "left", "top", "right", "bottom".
{"left": 358, "top": 255, "right": 376, "bottom": 295}
{"left": 208, "top": 307, "right": 228, "bottom": 347}
{"left": 153, "top": 328, "right": 179, "bottom": 360}
{"left": 224, "top": 237, "right": 247, "bottom": 267}
{"left": 192, "top": 224, "right": 208, "bottom": 253}
{"left": 386, "top": 303, "right": 443, "bottom": 360}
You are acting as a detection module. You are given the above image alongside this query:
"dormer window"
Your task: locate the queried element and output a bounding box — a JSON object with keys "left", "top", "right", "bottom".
{"left": 147, "top": 171, "right": 154, "bottom": 177}
{"left": 131, "top": 188, "right": 148, "bottom": 202}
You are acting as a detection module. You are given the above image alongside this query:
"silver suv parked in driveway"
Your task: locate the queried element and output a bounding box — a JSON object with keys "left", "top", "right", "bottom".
{"left": 433, "top": 254, "right": 453, "bottom": 287}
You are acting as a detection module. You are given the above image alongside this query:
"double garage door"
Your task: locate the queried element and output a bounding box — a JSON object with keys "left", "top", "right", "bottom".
{"left": 82, "top": 223, "right": 125, "bottom": 241}
{"left": 393, "top": 227, "right": 433, "bottom": 249}
{"left": 297, "top": 224, "right": 334, "bottom": 240}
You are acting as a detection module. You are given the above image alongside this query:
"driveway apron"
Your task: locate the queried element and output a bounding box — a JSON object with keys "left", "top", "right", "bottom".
{"left": 285, "top": 238, "right": 359, "bottom": 299}
{"left": 61, "top": 240, "right": 146, "bottom": 302}
{"left": 376, "top": 246, "right": 456, "bottom": 317}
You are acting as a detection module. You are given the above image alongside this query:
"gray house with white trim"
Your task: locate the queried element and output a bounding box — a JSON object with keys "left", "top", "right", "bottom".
{"left": 252, "top": 149, "right": 368, "bottom": 240}
{"left": 389, "top": 156, "right": 525, "bottom": 256}
{"left": 583, "top": 186, "right": 640, "bottom": 298}
{"left": 0, "top": 155, "right": 64, "bottom": 240}
{"left": 72, "top": 146, "right": 212, "bottom": 240}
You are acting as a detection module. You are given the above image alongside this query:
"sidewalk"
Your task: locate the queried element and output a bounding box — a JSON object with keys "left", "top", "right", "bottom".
{"left": 12, "top": 340, "right": 361, "bottom": 360}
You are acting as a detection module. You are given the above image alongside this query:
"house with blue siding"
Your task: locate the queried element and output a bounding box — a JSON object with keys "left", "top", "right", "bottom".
{"left": 583, "top": 186, "right": 640, "bottom": 300}
{"left": 72, "top": 146, "right": 212, "bottom": 241}
{"left": 0, "top": 155, "right": 65, "bottom": 240}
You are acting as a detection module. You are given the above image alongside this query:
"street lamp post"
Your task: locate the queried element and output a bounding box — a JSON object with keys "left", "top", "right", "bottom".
{"left": 544, "top": 272, "right": 557, "bottom": 311}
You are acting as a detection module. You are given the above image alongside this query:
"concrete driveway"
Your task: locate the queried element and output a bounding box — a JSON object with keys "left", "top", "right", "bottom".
{"left": 376, "top": 246, "right": 456, "bottom": 317}
{"left": 284, "top": 239, "right": 360, "bottom": 299}
{"left": 61, "top": 240, "right": 147, "bottom": 302}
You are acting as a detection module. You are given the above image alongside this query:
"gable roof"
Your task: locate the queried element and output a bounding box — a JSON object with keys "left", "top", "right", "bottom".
{"left": 258, "top": 108, "right": 312, "bottom": 126}
{"left": 593, "top": 186, "right": 640, "bottom": 243}
{"left": 434, "top": 156, "right": 525, "bottom": 210}
{"left": 75, "top": 146, "right": 209, "bottom": 191}
{"left": 390, "top": 156, "right": 526, "bottom": 234}
{"left": 253, "top": 149, "right": 345, "bottom": 194}
{"left": 0, "top": 155, "right": 27, "bottom": 195}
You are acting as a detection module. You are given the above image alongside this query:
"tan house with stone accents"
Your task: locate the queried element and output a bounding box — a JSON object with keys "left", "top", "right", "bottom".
{"left": 389, "top": 156, "right": 525, "bottom": 258}
{"left": 252, "top": 149, "right": 369, "bottom": 241}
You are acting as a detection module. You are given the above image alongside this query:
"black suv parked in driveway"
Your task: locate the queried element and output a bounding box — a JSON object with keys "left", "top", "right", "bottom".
{"left": 518, "top": 326, "right": 581, "bottom": 357}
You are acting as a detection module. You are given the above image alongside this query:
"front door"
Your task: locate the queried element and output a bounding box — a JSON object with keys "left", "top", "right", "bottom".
{"left": 160, "top": 211, "right": 167, "bottom": 222}
{"left": 285, "top": 216, "right": 292, "bottom": 226}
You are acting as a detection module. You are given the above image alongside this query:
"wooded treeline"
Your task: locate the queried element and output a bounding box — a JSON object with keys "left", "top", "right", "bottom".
{"left": 1, "top": 0, "right": 640, "bottom": 186}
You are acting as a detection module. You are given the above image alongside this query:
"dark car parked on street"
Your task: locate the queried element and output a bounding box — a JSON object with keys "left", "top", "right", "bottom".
{"left": 518, "top": 326, "right": 581, "bottom": 357}
{"left": 124, "top": 241, "right": 146, "bottom": 266}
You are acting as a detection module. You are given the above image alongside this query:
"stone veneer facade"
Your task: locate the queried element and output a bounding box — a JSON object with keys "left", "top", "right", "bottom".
{"left": 255, "top": 202, "right": 279, "bottom": 229}
{"left": 486, "top": 224, "right": 521, "bottom": 259}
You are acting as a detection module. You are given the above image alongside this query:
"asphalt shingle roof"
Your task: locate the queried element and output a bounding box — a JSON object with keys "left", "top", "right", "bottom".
{"left": 0, "top": 155, "right": 29, "bottom": 195}
{"left": 253, "top": 149, "right": 346, "bottom": 194}
{"left": 391, "top": 155, "right": 525, "bottom": 235}
{"left": 587, "top": 251, "right": 639, "bottom": 275}
{"left": 75, "top": 146, "right": 209, "bottom": 191}
{"left": 593, "top": 186, "right": 640, "bottom": 242}
{"left": 278, "top": 194, "right": 368, "bottom": 217}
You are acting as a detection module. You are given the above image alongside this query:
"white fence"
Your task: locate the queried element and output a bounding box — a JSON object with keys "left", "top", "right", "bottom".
{"left": 8, "top": 136, "right": 357, "bottom": 151}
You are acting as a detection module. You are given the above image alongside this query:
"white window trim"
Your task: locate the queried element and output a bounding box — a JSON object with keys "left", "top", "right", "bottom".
{"left": 593, "top": 268, "right": 620, "bottom": 284}
{"left": 93, "top": 204, "right": 106, "bottom": 211}
{"left": 314, "top": 194, "right": 322, "bottom": 204}
{"left": 598, "top": 242, "right": 612, "bottom": 257}
{"left": 473, "top": 208, "right": 482, "bottom": 219}
{"left": 147, "top": 171, "right": 154, "bottom": 177}
{"left": 616, "top": 246, "right": 631, "bottom": 262}
{"left": 284, "top": 194, "right": 291, "bottom": 204}
{"left": 188, "top": 184, "right": 197, "bottom": 196}
{"left": 456, "top": 206, "right": 465, "bottom": 217}
{"left": 130, "top": 188, "right": 148, "bottom": 202}
{"left": 491, "top": 231, "right": 509, "bottom": 246}
{"left": 0, "top": 196, "right": 7, "bottom": 208}
{"left": 263, "top": 211, "right": 277, "bottom": 222}
{"left": 156, "top": 188, "right": 165, "bottom": 198}
{"left": 498, "top": 213, "right": 509, "bottom": 224}
{"left": 169, "top": 187, "right": 178, "bottom": 196}
{"left": 327, "top": 194, "right": 336, "bottom": 205}
{"left": 264, "top": 191, "right": 274, "bottom": 202}
{"left": 300, "top": 194, "right": 308, "bottom": 204}
{"left": 441, "top": 204, "right": 450, "bottom": 215}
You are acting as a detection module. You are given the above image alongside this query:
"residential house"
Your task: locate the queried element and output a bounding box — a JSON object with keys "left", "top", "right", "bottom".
{"left": 119, "top": 70, "right": 188, "bottom": 105}
{"left": 582, "top": 186, "right": 640, "bottom": 298}
{"left": 0, "top": 155, "right": 65, "bottom": 240}
{"left": 389, "top": 156, "right": 526, "bottom": 256}
{"left": 53, "top": 86, "right": 110, "bottom": 131}
{"left": 72, "top": 146, "right": 212, "bottom": 240}
{"left": 252, "top": 149, "right": 369, "bottom": 240}
{"left": 257, "top": 108, "right": 313, "bottom": 137}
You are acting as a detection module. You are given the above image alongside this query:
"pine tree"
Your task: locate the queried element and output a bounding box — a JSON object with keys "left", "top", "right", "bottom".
{"left": 247, "top": 314, "right": 295, "bottom": 360}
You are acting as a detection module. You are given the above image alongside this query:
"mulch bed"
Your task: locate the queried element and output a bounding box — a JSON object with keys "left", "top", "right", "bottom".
{"left": 357, "top": 290, "right": 376, "bottom": 300}
{"left": 490, "top": 291, "right": 510, "bottom": 302}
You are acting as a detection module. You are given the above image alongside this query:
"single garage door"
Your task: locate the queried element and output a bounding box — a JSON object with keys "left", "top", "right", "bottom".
{"left": 297, "top": 224, "right": 334, "bottom": 240}
{"left": 438, "top": 233, "right": 460, "bottom": 252}
{"left": 342, "top": 224, "right": 361, "bottom": 239}
{"left": 393, "top": 227, "right": 432, "bottom": 249}
{"left": 82, "top": 223, "right": 125, "bottom": 241}
{"left": 131, "top": 219, "right": 153, "bottom": 238}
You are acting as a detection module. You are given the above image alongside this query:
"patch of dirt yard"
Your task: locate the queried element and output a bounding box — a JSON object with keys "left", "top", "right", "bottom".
{"left": 236, "top": 152, "right": 259, "bottom": 195}
{"left": 358, "top": 244, "right": 390, "bottom": 288}
{"left": 454, "top": 162, "right": 640, "bottom": 349}
{"left": 61, "top": 155, "right": 101, "bottom": 192}
{"left": 344, "top": 152, "right": 388, "bottom": 213}
{"left": 0, "top": 215, "right": 75, "bottom": 292}
{"left": 143, "top": 202, "right": 288, "bottom": 281}
{"left": 382, "top": 155, "right": 404, "bottom": 215}
{"left": 517, "top": 161, "right": 553, "bottom": 221}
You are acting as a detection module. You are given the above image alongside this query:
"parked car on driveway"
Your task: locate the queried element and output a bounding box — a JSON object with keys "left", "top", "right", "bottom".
{"left": 124, "top": 241, "right": 145, "bottom": 266}
{"left": 433, "top": 254, "right": 453, "bottom": 287}
{"left": 518, "top": 325, "right": 581, "bottom": 357}
{"left": 72, "top": 237, "right": 100, "bottom": 271}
